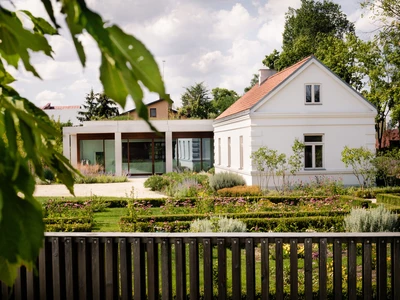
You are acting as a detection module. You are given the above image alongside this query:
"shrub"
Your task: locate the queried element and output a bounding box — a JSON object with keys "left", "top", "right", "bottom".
{"left": 376, "top": 193, "right": 400, "bottom": 206}
{"left": 144, "top": 175, "right": 170, "bottom": 191}
{"left": 189, "top": 217, "right": 247, "bottom": 232}
{"left": 74, "top": 175, "right": 127, "bottom": 184}
{"left": 344, "top": 205, "right": 399, "bottom": 232}
{"left": 217, "top": 185, "right": 262, "bottom": 197}
{"left": 190, "top": 219, "right": 214, "bottom": 232}
{"left": 209, "top": 172, "right": 246, "bottom": 191}
{"left": 43, "top": 167, "right": 55, "bottom": 182}
{"left": 217, "top": 217, "right": 246, "bottom": 232}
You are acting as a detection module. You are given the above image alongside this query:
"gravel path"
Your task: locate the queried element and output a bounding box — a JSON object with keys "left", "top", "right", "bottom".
{"left": 34, "top": 177, "right": 167, "bottom": 198}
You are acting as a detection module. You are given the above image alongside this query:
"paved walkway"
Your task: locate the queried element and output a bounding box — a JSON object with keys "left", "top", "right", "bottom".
{"left": 34, "top": 177, "right": 167, "bottom": 198}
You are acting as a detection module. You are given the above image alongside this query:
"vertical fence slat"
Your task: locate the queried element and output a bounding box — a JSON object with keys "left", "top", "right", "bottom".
{"left": 333, "top": 238, "right": 342, "bottom": 300}
{"left": 105, "top": 238, "right": 118, "bottom": 299}
{"left": 304, "top": 238, "right": 313, "bottom": 299}
{"left": 64, "top": 237, "right": 75, "bottom": 300}
{"left": 161, "top": 238, "right": 172, "bottom": 300}
{"left": 203, "top": 238, "right": 213, "bottom": 300}
{"left": 91, "top": 238, "right": 102, "bottom": 300}
{"left": 78, "top": 238, "right": 88, "bottom": 300}
{"left": 276, "top": 238, "right": 283, "bottom": 300}
{"left": 120, "top": 238, "right": 132, "bottom": 300}
{"left": 26, "top": 266, "right": 37, "bottom": 300}
{"left": 39, "top": 240, "right": 51, "bottom": 300}
{"left": 232, "top": 238, "right": 241, "bottom": 300}
{"left": 189, "top": 238, "right": 199, "bottom": 300}
{"left": 392, "top": 238, "right": 400, "bottom": 300}
{"left": 175, "top": 238, "right": 186, "bottom": 300}
{"left": 246, "top": 238, "right": 255, "bottom": 299}
{"left": 217, "top": 238, "right": 227, "bottom": 300}
{"left": 261, "top": 238, "right": 269, "bottom": 300}
{"left": 14, "top": 266, "right": 24, "bottom": 300}
{"left": 52, "top": 237, "right": 61, "bottom": 300}
{"left": 289, "top": 239, "right": 298, "bottom": 300}
{"left": 377, "top": 238, "right": 387, "bottom": 299}
{"left": 363, "top": 239, "right": 372, "bottom": 300}
{"left": 319, "top": 238, "right": 327, "bottom": 300}
{"left": 134, "top": 237, "right": 146, "bottom": 300}
{"left": 147, "top": 238, "right": 158, "bottom": 300}
{"left": 1, "top": 282, "right": 9, "bottom": 300}
{"left": 348, "top": 239, "right": 357, "bottom": 299}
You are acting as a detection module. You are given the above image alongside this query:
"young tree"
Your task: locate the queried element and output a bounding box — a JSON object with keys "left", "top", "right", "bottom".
{"left": 210, "top": 87, "right": 240, "bottom": 115}
{"left": 341, "top": 146, "right": 376, "bottom": 188}
{"left": 0, "top": 0, "right": 166, "bottom": 285}
{"left": 177, "top": 82, "right": 213, "bottom": 119}
{"left": 77, "top": 89, "right": 98, "bottom": 122}
{"left": 78, "top": 90, "right": 120, "bottom": 121}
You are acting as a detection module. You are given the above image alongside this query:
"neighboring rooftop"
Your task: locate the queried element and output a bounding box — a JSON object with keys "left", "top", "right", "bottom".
{"left": 42, "top": 103, "right": 81, "bottom": 125}
{"left": 216, "top": 56, "right": 312, "bottom": 120}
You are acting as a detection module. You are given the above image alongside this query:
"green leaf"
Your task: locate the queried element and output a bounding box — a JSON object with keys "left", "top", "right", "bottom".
{"left": 21, "top": 10, "right": 58, "bottom": 35}
{"left": 39, "top": 0, "right": 60, "bottom": 29}
{"left": 107, "top": 25, "right": 165, "bottom": 96}
{"left": 0, "top": 257, "right": 19, "bottom": 287}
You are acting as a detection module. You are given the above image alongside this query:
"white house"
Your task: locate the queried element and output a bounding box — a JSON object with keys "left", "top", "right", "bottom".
{"left": 213, "top": 56, "right": 377, "bottom": 187}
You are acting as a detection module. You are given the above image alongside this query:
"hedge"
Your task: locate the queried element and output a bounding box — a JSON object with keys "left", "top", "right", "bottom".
{"left": 119, "top": 216, "right": 344, "bottom": 232}
{"left": 44, "top": 217, "right": 92, "bottom": 224}
{"left": 45, "top": 223, "right": 92, "bottom": 232}
{"left": 122, "top": 210, "right": 349, "bottom": 223}
{"left": 40, "top": 197, "right": 167, "bottom": 208}
{"left": 376, "top": 193, "right": 400, "bottom": 206}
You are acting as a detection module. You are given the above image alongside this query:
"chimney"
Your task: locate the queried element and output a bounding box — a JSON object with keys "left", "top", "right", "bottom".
{"left": 259, "top": 69, "right": 277, "bottom": 85}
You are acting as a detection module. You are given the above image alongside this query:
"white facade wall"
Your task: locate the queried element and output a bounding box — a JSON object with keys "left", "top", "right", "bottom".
{"left": 214, "top": 59, "right": 377, "bottom": 187}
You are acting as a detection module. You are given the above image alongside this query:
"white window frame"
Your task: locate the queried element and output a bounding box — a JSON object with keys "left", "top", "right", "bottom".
{"left": 305, "top": 84, "right": 321, "bottom": 104}
{"left": 239, "top": 135, "right": 243, "bottom": 170}
{"left": 218, "top": 138, "right": 221, "bottom": 165}
{"left": 304, "top": 134, "right": 324, "bottom": 169}
{"left": 227, "top": 137, "right": 231, "bottom": 167}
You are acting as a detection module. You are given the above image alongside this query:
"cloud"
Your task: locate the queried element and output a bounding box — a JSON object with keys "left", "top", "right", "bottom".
{"left": 35, "top": 90, "right": 66, "bottom": 106}
{"left": 66, "top": 79, "right": 92, "bottom": 91}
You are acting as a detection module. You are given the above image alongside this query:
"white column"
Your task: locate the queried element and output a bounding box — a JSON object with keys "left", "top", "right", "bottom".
{"left": 70, "top": 134, "right": 78, "bottom": 167}
{"left": 62, "top": 132, "right": 70, "bottom": 161}
{"left": 115, "top": 132, "right": 122, "bottom": 176}
{"left": 165, "top": 131, "right": 173, "bottom": 173}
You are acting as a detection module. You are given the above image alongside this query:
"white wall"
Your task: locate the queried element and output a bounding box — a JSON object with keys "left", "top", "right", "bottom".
{"left": 214, "top": 59, "right": 377, "bottom": 187}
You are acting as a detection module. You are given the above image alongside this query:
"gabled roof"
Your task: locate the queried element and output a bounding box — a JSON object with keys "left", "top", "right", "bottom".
{"left": 122, "top": 98, "right": 174, "bottom": 114}
{"left": 216, "top": 56, "right": 313, "bottom": 120}
{"left": 42, "top": 103, "right": 81, "bottom": 110}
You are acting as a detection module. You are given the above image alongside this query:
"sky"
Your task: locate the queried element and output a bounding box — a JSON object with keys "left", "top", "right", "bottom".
{"left": 5, "top": 0, "right": 380, "bottom": 111}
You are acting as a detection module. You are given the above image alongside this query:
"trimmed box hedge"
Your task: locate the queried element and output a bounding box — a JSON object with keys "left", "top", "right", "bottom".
{"left": 376, "top": 193, "right": 400, "bottom": 206}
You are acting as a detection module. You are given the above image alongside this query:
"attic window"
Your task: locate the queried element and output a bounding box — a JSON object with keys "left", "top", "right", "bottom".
{"left": 305, "top": 84, "right": 321, "bottom": 104}
{"left": 150, "top": 108, "right": 157, "bottom": 117}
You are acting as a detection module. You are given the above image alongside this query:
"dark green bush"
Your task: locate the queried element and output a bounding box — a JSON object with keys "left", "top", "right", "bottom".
{"left": 209, "top": 172, "right": 246, "bottom": 191}
{"left": 217, "top": 185, "right": 262, "bottom": 197}
{"left": 44, "top": 217, "right": 92, "bottom": 224}
{"left": 45, "top": 223, "right": 92, "bottom": 232}
{"left": 43, "top": 167, "right": 55, "bottom": 182}
{"left": 144, "top": 175, "right": 170, "bottom": 191}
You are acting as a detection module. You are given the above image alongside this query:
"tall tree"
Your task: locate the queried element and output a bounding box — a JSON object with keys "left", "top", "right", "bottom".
{"left": 244, "top": 74, "right": 259, "bottom": 92}
{"left": 210, "top": 87, "right": 240, "bottom": 115}
{"left": 78, "top": 90, "right": 120, "bottom": 122}
{"left": 0, "top": 0, "right": 166, "bottom": 285}
{"left": 264, "top": 0, "right": 355, "bottom": 71}
{"left": 178, "top": 82, "right": 213, "bottom": 119}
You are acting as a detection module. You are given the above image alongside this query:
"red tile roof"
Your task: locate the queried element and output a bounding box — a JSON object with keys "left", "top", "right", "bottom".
{"left": 42, "top": 103, "right": 80, "bottom": 110}
{"left": 216, "top": 56, "right": 312, "bottom": 120}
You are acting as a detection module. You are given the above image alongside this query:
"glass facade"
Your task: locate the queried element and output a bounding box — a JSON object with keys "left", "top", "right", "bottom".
{"left": 79, "top": 139, "right": 115, "bottom": 174}
{"left": 173, "top": 137, "right": 213, "bottom": 172}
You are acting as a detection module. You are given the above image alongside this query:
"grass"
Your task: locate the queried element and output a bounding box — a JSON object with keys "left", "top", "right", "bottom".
{"left": 92, "top": 208, "right": 128, "bottom": 231}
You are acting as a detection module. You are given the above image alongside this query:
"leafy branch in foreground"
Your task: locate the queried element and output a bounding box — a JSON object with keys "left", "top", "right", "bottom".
{"left": 0, "top": 0, "right": 167, "bottom": 285}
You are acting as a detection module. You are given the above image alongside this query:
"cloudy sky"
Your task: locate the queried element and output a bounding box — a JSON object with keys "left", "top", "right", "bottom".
{"left": 6, "top": 0, "right": 379, "bottom": 111}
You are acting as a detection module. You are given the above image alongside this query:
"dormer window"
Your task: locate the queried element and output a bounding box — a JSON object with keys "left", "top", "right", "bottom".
{"left": 305, "top": 84, "right": 321, "bottom": 104}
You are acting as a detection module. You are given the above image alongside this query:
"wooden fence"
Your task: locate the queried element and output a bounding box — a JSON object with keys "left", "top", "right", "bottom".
{"left": 1, "top": 232, "right": 400, "bottom": 299}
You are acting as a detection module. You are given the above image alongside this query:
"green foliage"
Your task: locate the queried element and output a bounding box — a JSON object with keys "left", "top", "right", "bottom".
{"left": 264, "top": 0, "right": 354, "bottom": 71}
{"left": 344, "top": 205, "right": 399, "bottom": 232}
{"left": 210, "top": 87, "right": 239, "bottom": 115}
{"left": 43, "top": 167, "right": 55, "bottom": 182}
{"left": 374, "top": 149, "right": 400, "bottom": 186}
{"left": 250, "top": 139, "right": 304, "bottom": 191}
{"left": 73, "top": 175, "right": 128, "bottom": 184}
{"left": 190, "top": 216, "right": 247, "bottom": 233}
{"left": 48, "top": 118, "right": 73, "bottom": 153}
{"left": 209, "top": 172, "right": 246, "bottom": 191}
{"left": 341, "top": 146, "right": 376, "bottom": 188}
{"left": 77, "top": 90, "right": 119, "bottom": 122}
{"left": 144, "top": 175, "right": 170, "bottom": 191}
{"left": 216, "top": 185, "right": 262, "bottom": 197}
{"left": 376, "top": 193, "right": 400, "bottom": 206}
{"left": 177, "top": 82, "right": 213, "bottom": 119}
{"left": 244, "top": 74, "right": 259, "bottom": 93}
{"left": 0, "top": 0, "right": 167, "bottom": 284}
